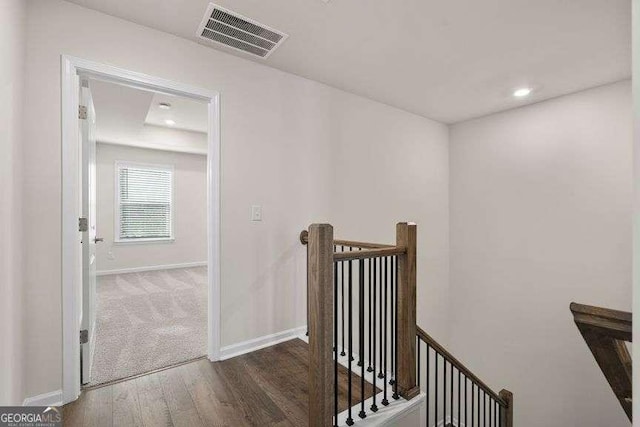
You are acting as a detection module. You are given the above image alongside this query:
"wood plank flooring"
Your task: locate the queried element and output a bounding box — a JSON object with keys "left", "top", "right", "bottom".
{"left": 63, "top": 338, "right": 378, "bottom": 426}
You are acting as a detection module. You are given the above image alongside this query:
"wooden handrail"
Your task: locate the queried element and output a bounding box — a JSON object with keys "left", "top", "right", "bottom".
{"left": 299, "top": 229, "right": 395, "bottom": 249}
{"left": 570, "top": 302, "right": 631, "bottom": 341}
{"left": 333, "top": 246, "right": 406, "bottom": 261}
{"left": 570, "top": 302, "right": 632, "bottom": 421}
{"left": 416, "top": 326, "right": 508, "bottom": 407}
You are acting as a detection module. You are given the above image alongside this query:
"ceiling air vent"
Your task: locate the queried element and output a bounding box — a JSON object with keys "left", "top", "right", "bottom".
{"left": 197, "top": 4, "right": 288, "bottom": 59}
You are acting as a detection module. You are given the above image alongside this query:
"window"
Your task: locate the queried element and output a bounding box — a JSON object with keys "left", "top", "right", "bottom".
{"left": 115, "top": 162, "right": 174, "bottom": 242}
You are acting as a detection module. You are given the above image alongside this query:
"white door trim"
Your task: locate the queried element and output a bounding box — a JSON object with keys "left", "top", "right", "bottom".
{"left": 61, "top": 55, "right": 221, "bottom": 404}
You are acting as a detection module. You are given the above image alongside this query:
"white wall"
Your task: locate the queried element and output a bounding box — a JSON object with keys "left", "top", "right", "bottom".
{"left": 95, "top": 143, "right": 207, "bottom": 273}
{"left": 22, "top": 0, "right": 449, "bottom": 399}
{"left": 99, "top": 125, "right": 208, "bottom": 156}
{"left": 327, "top": 100, "right": 449, "bottom": 339}
{"left": 0, "top": 0, "right": 26, "bottom": 406}
{"left": 449, "top": 81, "right": 632, "bottom": 427}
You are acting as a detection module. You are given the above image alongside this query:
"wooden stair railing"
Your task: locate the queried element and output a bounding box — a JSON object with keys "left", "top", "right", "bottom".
{"left": 570, "top": 302, "right": 632, "bottom": 421}
{"left": 303, "top": 223, "right": 418, "bottom": 426}
{"left": 302, "top": 223, "right": 514, "bottom": 426}
{"left": 416, "top": 326, "right": 513, "bottom": 427}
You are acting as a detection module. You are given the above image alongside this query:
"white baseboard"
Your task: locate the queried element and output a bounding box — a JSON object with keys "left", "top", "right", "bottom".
{"left": 434, "top": 416, "right": 462, "bottom": 427}
{"left": 219, "top": 325, "right": 307, "bottom": 361}
{"left": 97, "top": 261, "right": 207, "bottom": 276}
{"left": 23, "top": 389, "right": 63, "bottom": 407}
{"left": 336, "top": 391, "right": 426, "bottom": 426}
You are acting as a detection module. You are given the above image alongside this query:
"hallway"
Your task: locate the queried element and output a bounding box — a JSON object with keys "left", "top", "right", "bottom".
{"left": 64, "top": 339, "right": 376, "bottom": 426}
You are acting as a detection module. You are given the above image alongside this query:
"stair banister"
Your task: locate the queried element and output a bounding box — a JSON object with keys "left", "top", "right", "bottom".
{"left": 305, "top": 222, "right": 419, "bottom": 426}
{"left": 570, "top": 302, "right": 632, "bottom": 421}
{"left": 304, "top": 222, "right": 512, "bottom": 426}
{"left": 307, "top": 224, "right": 335, "bottom": 427}
{"left": 396, "top": 222, "right": 420, "bottom": 399}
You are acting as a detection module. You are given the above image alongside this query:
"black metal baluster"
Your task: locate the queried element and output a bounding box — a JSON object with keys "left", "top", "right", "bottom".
{"left": 340, "top": 246, "right": 345, "bottom": 356}
{"left": 368, "top": 256, "right": 373, "bottom": 373}
{"left": 349, "top": 247, "right": 354, "bottom": 362}
{"left": 471, "top": 383, "right": 474, "bottom": 427}
{"left": 476, "top": 384, "right": 480, "bottom": 427}
{"left": 358, "top": 259, "right": 366, "bottom": 419}
{"left": 444, "top": 361, "right": 448, "bottom": 425}
{"left": 382, "top": 257, "right": 389, "bottom": 406}
{"left": 346, "top": 259, "right": 354, "bottom": 426}
{"left": 450, "top": 358, "right": 453, "bottom": 425}
{"left": 426, "top": 344, "right": 430, "bottom": 427}
{"left": 371, "top": 256, "right": 378, "bottom": 413}
{"left": 458, "top": 370, "right": 461, "bottom": 427}
{"left": 417, "top": 339, "right": 421, "bottom": 387}
{"left": 464, "top": 377, "right": 467, "bottom": 427}
{"left": 393, "top": 256, "right": 399, "bottom": 399}
{"left": 356, "top": 249, "right": 363, "bottom": 367}
{"left": 306, "top": 241, "right": 309, "bottom": 336}
{"left": 479, "top": 391, "right": 482, "bottom": 427}
{"left": 435, "top": 352, "right": 439, "bottom": 426}
{"left": 390, "top": 256, "right": 395, "bottom": 387}
{"left": 333, "top": 260, "right": 338, "bottom": 427}
{"left": 378, "top": 256, "right": 384, "bottom": 380}
{"left": 484, "top": 391, "right": 487, "bottom": 427}
{"left": 332, "top": 246, "right": 336, "bottom": 354}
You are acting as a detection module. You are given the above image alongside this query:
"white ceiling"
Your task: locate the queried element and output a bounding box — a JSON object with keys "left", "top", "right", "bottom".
{"left": 68, "top": 0, "right": 631, "bottom": 123}
{"left": 146, "top": 92, "right": 209, "bottom": 133}
{"left": 90, "top": 80, "right": 154, "bottom": 143}
{"left": 90, "top": 79, "right": 208, "bottom": 153}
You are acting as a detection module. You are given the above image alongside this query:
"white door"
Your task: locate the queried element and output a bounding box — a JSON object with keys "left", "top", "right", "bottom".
{"left": 80, "top": 79, "right": 99, "bottom": 384}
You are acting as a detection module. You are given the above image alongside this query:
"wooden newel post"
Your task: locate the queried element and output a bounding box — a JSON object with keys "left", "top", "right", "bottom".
{"left": 396, "top": 222, "right": 420, "bottom": 399}
{"left": 499, "top": 389, "right": 514, "bottom": 427}
{"left": 308, "top": 224, "right": 334, "bottom": 427}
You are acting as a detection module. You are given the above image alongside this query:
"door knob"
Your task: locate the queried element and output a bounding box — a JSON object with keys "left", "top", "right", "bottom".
{"left": 94, "top": 237, "right": 104, "bottom": 243}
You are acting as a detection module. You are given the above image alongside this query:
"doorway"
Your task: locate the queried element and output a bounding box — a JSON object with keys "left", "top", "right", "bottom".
{"left": 86, "top": 78, "right": 212, "bottom": 386}
{"left": 61, "top": 56, "right": 220, "bottom": 403}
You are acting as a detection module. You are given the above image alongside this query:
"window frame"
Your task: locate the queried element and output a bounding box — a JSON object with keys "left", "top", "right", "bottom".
{"left": 114, "top": 160, "right": 175, "bottom": 244}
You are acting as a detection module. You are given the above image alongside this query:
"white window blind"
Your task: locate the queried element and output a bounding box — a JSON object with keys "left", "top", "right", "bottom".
{"left": 116, "top": 162, "right": 174, "bottom": 241}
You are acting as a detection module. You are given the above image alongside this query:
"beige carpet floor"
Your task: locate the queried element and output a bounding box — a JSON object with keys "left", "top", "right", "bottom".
{"left": 89, "top": 266, "right": 207, "bottom": 386}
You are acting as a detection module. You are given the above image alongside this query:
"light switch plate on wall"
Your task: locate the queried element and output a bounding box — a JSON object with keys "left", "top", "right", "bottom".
{"left": 251, "top": 205, "right": 262, "bottom": 221}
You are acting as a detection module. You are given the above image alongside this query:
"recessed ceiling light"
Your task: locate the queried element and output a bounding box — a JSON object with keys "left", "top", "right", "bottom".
{"left": 165, "top": 119, "right": 175, "bottom": 126}
{"left": 158, "top": 102, "right": 172, "bottom": 110}
{"left": 513, "top": 87, "right": 532, "bottom": 98}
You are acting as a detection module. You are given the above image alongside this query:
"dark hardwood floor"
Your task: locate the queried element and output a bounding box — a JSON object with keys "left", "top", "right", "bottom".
{"left": 63, "top": 338, "right": 377, "bottom": 426}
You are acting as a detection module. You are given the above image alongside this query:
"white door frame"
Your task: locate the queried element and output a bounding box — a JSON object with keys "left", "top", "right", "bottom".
{"left": 61, "top": 55, "right": 221, "bottom": 404}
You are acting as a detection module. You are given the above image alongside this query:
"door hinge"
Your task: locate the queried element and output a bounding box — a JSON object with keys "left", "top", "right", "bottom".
{"left": 78, "top": 105, "right": 87, "bottom": 120}
{"left": 80, "top": 329, "right": 88, "bottom": 344}
{"left": 79, "top": 217, "right": 88, "bottom": 232}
